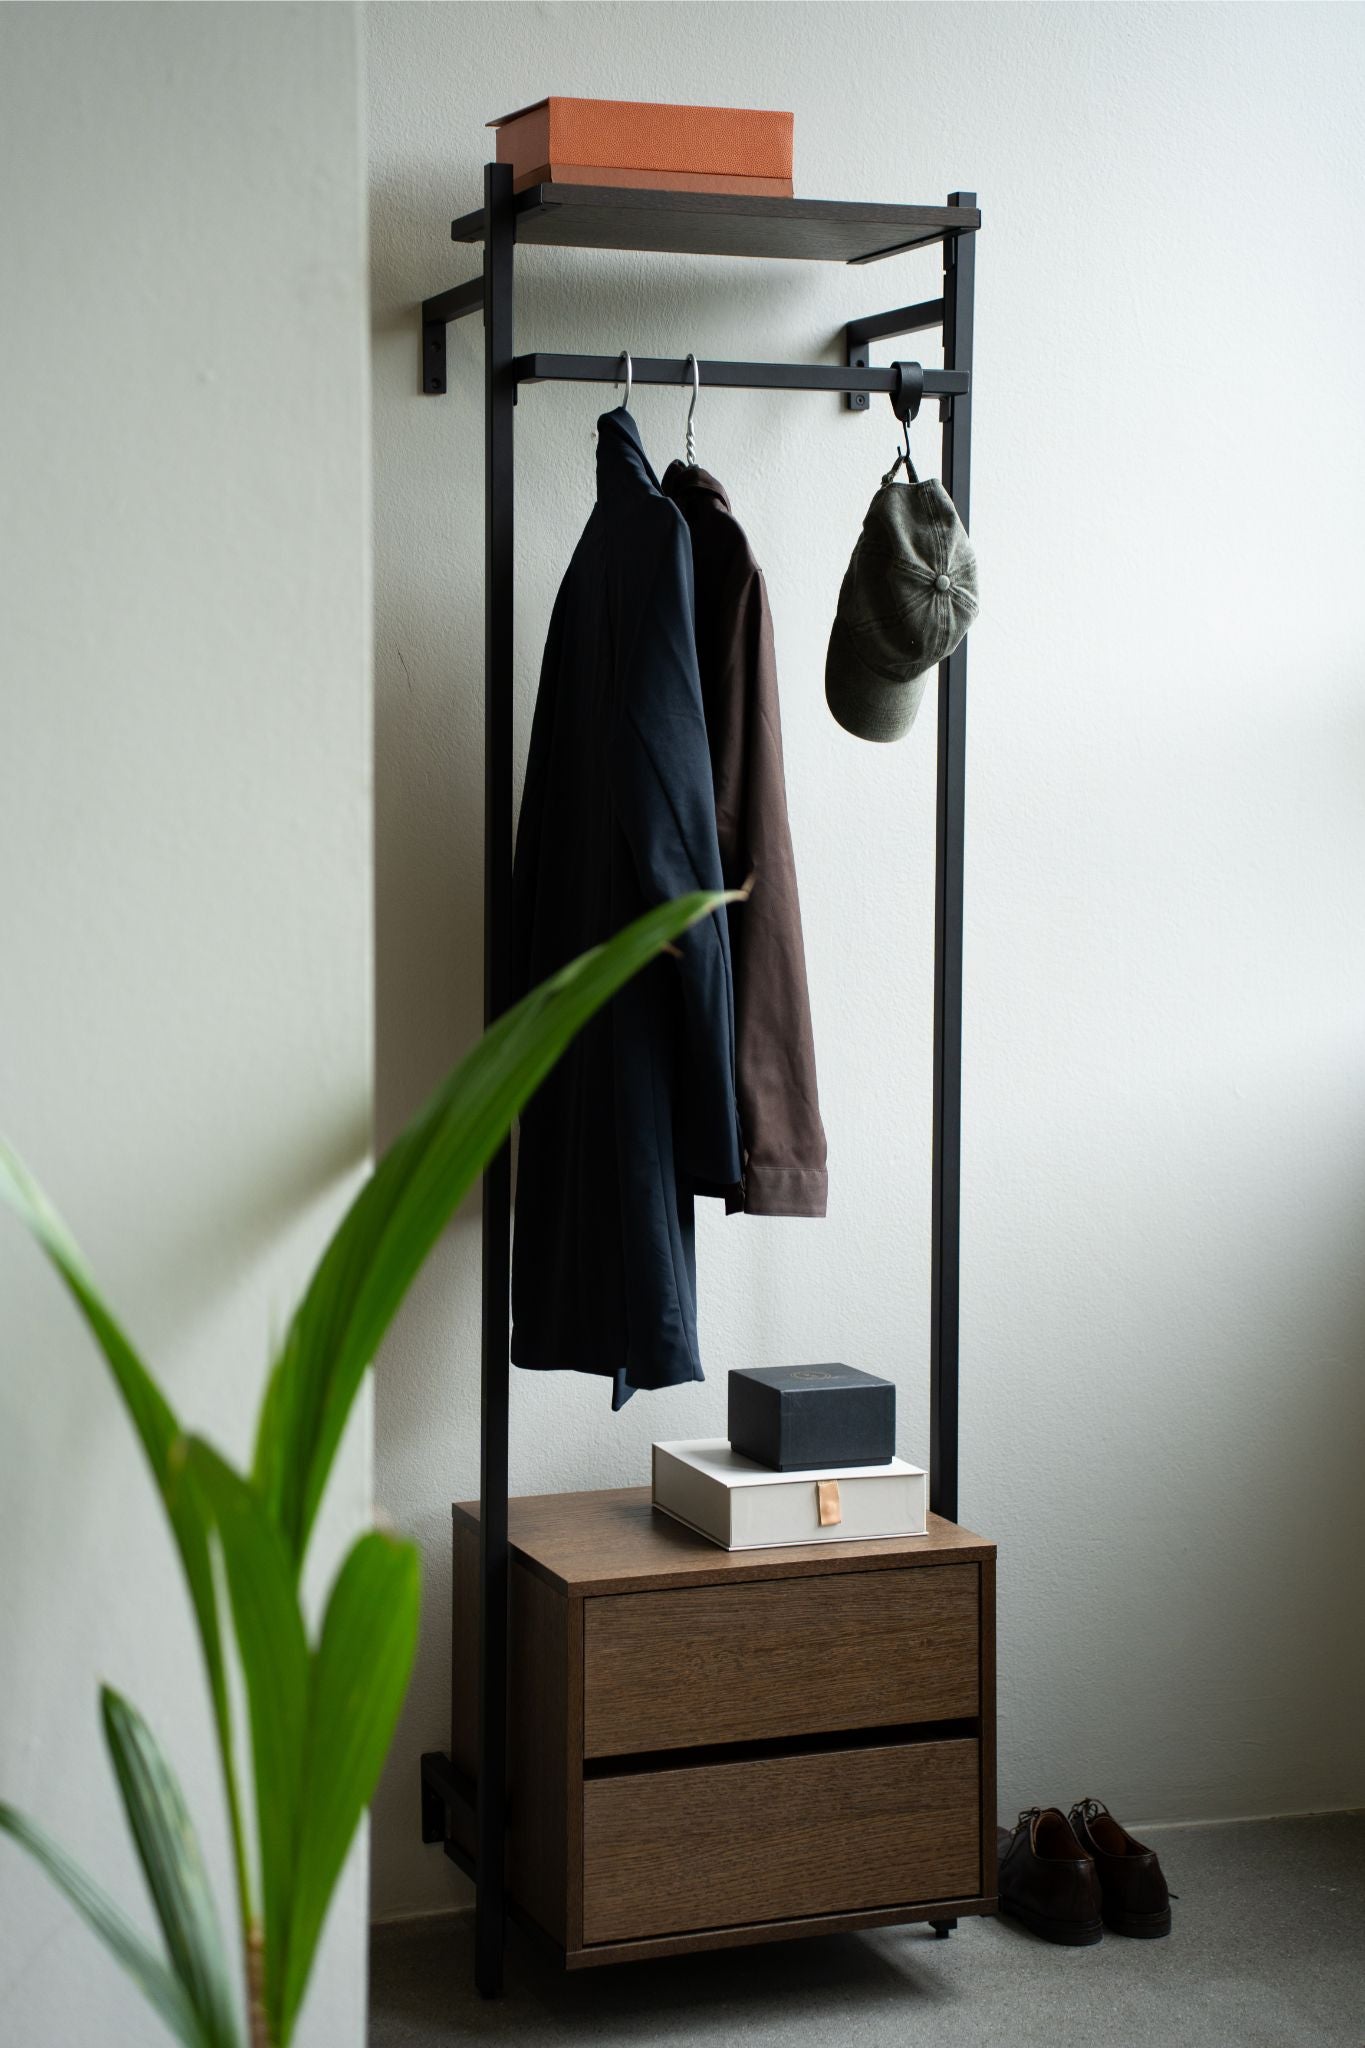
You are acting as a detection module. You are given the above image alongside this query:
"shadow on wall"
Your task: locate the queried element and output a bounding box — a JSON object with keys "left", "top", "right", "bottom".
{"left": 370, "top": 168, "right": 488, "bottom": 1139}
{"left": 368, "top": 154, "right": 490, "bottom": 1921}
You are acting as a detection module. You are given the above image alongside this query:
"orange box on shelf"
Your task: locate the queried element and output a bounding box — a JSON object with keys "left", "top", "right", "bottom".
{"left": 488, "top": 97, "right": 794, "bottom": 197}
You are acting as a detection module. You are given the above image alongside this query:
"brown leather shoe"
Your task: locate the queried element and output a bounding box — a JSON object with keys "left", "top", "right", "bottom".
{"left": 996, "top": 1807, "right": 1103, "bottom": 1945}
{"left": 1068, "top": 1798, "right": 1172, "bottom": 1938}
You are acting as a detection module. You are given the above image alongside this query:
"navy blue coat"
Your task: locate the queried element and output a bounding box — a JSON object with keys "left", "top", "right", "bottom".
{"left": 509, "top": 408, "right": 741, "bottom": 1408}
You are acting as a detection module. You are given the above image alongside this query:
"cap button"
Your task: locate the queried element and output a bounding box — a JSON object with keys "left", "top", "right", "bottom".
{"left": 934, "top": 573, "right": 952, "bottom": 592}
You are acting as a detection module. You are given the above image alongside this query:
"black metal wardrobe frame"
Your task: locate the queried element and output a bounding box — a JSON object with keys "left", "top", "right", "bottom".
{"left": 418, "top": 163, "right": 980, "bottom": 1997}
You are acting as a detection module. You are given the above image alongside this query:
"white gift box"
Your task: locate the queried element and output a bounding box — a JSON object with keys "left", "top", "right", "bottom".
{"left": 651, "top": 1438, "right": 928, "bottom": 1551}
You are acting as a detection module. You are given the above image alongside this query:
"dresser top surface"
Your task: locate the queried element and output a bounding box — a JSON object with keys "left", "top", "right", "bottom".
{"left": 453, "top": 1485, "right": 993, "bottom": 1596}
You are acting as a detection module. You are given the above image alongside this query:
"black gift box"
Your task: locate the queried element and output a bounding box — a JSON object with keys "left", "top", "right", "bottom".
{"left": 727, "top": 1364, "right": 896, "bottom": 1472}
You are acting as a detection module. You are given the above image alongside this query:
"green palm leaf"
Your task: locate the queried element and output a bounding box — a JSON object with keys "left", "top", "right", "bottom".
{"left": 0, "top": 1143, "right": 246, "bottom": 1914}
{"left": 186, "top": 1438, "right": 308, "bottom": 2033}
{"left": 280, "top": 1531, "right": 420, "bottom": 2042}
{"left": 253, "top": 888, "right": 734, "bottom": 1569}
{"left": 0, "top": 1803, "right": 207, "bottom": 2048}
{"left": 2, "top": 889, "right": 731, "bottom": 2048}
{"left": 101, "top": 1690, "right": 241, "bottom": 2048}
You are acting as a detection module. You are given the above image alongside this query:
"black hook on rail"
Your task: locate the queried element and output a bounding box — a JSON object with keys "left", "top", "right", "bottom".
{"left": 890, "top": 360, "right": 925, "bottom": 422}
{"left": 887, "top": 361, "right": 925, "bottom": 481}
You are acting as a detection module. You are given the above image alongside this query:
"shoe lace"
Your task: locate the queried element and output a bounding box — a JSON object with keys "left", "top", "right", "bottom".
{"left": 1015, "top": 1806, "right": 1041, "bottom": 1833}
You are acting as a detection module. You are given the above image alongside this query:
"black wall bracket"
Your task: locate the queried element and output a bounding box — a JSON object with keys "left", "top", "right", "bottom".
{"left": 421, "top": 275, "right": 483, "bottom": 394}
{"left": 420, "top": 278, "right": 971, "bottom": 415}
{"left": 843, "top": 294, "right": 947, "bottom": 411}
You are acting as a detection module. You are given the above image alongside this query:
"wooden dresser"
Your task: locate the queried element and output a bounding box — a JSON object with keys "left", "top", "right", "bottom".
{"left": 438, "top": 1486, "right": 996, "bottom": 1968}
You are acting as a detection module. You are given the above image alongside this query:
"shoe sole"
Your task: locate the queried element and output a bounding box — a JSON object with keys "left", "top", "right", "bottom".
{"left": 999, "top": 1898, "right": 1104, "bottom": 1947}
{"left": 1103, "top": 1905, "right": 1171, "bottom": 1939}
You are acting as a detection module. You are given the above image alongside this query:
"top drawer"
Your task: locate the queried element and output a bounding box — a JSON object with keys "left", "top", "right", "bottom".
{"left": 583, "top": 1561, "right": 978, "bottom": 1758}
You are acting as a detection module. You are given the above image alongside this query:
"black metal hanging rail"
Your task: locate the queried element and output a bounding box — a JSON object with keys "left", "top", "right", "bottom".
{"left": 514, "top": 352, "right": 967, "bottom": 398}
{"left": 417, "top": 162, "right": 977, "bottom": 2002}
{"left": 423, "top": 320, "right": 971, "bottom": 404}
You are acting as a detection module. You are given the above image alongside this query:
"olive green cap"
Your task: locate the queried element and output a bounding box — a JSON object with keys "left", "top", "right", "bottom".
{"left": 826, "top": 475, "right": 979, "bottom": 744}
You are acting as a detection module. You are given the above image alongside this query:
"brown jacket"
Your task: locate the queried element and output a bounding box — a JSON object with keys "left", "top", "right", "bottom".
{"left": 663, "top": 461, "right": 828, "bottom": 1217}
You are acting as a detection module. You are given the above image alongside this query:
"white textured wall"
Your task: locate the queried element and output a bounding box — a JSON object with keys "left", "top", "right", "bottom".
{"left": 367, "top": 1, "right": 1365, "bottom": 1921}
{"left": 0, "top": 6, "right": 374, "bottom": 2043}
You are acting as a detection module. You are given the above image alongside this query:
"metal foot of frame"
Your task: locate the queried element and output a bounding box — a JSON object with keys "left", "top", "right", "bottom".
{"left": 420, "top": 1752, "right": 505, "bottom": 1992}
{"left": 419, "top": 1751, "right": 476, "bottom": 1844}
{"left": 475, "top": 1949, "right": 503, "bottom": 1997}
{"left": 419, "top": 1752, "right": 447, "bottom": 1845}
{"left": 930, "top": 1917, "right": 958, "bottom": 1938}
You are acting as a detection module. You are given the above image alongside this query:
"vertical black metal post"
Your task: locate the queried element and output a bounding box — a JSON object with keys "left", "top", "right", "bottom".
{"left": 476, "top": 158, "right": 514, "bottom": 2000}
{"left": 929, "top": 194, "right": 975, "bottom": 1526}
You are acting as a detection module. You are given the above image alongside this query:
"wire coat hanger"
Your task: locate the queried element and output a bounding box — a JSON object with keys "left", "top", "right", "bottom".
{"left": 616, "top": 349, "right": 632, "bottom": 410}
{"left": 684, "top": 353, "right": 699, "bottom": 467}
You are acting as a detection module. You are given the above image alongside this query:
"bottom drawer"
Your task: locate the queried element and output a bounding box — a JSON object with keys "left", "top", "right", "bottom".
{"left": 582, "top": 1737, "right": 980, "bottom": 1945}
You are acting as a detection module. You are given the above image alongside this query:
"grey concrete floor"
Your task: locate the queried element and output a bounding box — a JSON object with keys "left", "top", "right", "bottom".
{"left": 370, "top": 1814, "right": 1365, "bottom": 2048}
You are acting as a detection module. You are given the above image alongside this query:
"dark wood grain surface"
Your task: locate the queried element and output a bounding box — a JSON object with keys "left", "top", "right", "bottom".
{"left": 582, "top": 1736, "right": 980, "bottom": 1944}
{"left": 450, "top": 1523, "right": 579, "bottom": 1946}
{"left": 583, "top": 1564, "right": 979, "bottom": 1756}
{"left": 449, "top": 1519, "right": 478, "bottom": 1785}
{"left": 449, "top": 185, "right": 981, "bottom": 264}
{"left": 452, "top": 1488, "right": 993, "bottom": 1597}
{"left": 507, "top": 1565, "right": 570, "bottom": 1943}
{"left": 563, "top": 1892, "right": 997, "bottom": 1968}
{"left": 446, "top": 1490, "right": 996, "bottom": 1961}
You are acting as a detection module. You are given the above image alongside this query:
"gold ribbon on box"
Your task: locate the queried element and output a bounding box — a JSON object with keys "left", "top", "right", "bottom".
{"left": 816, "top": 1479, "right": 842, "bottom": 1527}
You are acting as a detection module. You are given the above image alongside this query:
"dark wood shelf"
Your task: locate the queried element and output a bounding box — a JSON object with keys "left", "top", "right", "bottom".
{"left": 451, "top": 184, "right": 980, "bottom": 265}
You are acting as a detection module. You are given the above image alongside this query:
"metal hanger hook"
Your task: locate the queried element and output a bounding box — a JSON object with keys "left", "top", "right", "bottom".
{"left": 616, "top": 349, "right": 632, "bottom": 411}
{"left": 888, "top": 360, "right": 924, "bottom": 482}
{"left": 890, "top": 359, "right": 924, "bottom": 425}
{"left": 684, "top": 353, "right": 700, "bottom": 467}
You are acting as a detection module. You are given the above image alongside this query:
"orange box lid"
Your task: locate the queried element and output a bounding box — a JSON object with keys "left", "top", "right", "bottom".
{"left": 489, "top": 96, "right": 793, "bottom": 181}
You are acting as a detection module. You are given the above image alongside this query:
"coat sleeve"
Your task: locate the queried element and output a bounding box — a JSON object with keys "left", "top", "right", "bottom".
{"left": 714, "top": 559, "right": 828, "bottom": 1218}
{"left": 611, "top": 510, "right": 742, "bottom": 1193}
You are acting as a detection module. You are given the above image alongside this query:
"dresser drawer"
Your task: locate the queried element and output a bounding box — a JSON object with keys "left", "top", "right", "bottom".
{"left": 582, "top": 1735, "right": 980, "bottom": 1944}
{"left": 582, "top": 1563, "right": 979, "bottom": 1757}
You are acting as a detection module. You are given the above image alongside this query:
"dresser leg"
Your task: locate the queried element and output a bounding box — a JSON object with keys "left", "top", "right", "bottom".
{"left": 929, "top": 1918, "right": 957, "bottom": 1938}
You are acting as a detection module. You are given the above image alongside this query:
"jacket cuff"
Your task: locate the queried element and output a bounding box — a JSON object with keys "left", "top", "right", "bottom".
{"left": 742, "top": 1165, "right": 828, "bottom": 1219}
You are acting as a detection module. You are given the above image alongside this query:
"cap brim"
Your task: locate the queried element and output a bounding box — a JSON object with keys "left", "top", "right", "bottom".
{"left": 825, "top": 617, "right": 931, "bottom": 744}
